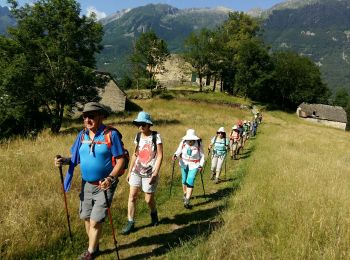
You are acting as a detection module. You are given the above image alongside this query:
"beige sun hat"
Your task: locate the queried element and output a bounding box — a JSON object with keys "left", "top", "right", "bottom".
{"left": 182, "top": 129, "right": 200, "bottom": 141}
{"left": 217, "top": 127, "right": 225, "bottom": 133}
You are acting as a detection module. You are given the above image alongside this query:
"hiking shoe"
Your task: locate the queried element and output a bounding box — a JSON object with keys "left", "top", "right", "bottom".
{"left": 210, "top": 172, "right": 215, "bottom": 180}
{"left": 214, "top": 178, "right": 220, "bottom": 184}
{"left": 150, "top": 211, "right": 159, "bottom": 226}
{"left": 78, "top": 250, "right": 97, "bottom": 260}
{"left": 183, "top": 198, "right": 192, "bottom": 209}
{"left": 121, "top": 220, "right": 135, "bottom": 235}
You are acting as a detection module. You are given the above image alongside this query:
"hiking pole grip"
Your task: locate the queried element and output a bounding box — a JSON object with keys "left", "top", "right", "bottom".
{"left": 55, "top": 155, "right": 72, "bottom": 240}
{"left": 169, "top": 159, "right": 176, "bottom": 198}
{"left": 103, "top": 190, "right": 120, "bottom": 260}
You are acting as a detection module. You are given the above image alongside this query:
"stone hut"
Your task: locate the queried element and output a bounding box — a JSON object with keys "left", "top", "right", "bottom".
{"left": 97, "top": 71, "right": 127, "bottom": 112}
{"left": 296, "top": 103, "right": 347, "bottom": 130}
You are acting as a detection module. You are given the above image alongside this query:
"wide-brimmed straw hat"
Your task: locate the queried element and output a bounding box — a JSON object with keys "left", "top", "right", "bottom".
{"left": 182, "top": 129, "right": 200, "bottom": 141}
{"left": 133, "top": 111, "right": 153, "bottom": 125}
{"left": 217, "top": 127, "right": 225, "bottom": 133}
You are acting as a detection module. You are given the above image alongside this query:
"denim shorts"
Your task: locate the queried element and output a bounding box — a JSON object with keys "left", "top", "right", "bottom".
{"left": 79, "top": 180, "right": 117, "bottom": 222}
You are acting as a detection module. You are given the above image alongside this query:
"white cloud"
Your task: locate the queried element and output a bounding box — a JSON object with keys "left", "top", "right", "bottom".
{"left": 86, "top": 6, "right": 107, "bottom": 20}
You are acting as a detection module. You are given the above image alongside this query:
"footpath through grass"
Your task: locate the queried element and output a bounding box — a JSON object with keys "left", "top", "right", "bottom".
{"left": 167, "top": 111, "right": 350, "bottom": 259}
{"left": 0, "top": 98, "right": 252, "bottom": 259}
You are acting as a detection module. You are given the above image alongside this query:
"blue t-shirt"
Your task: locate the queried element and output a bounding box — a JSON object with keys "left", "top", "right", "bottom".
{"left": 78, "top": 125, "right": 124, "bottom": 182}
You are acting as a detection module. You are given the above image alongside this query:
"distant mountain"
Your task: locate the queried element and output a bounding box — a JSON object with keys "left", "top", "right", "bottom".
{"left": 262, "top": 0, "right": 350, "bottom": 92}
{"left": 97, "top": 4, "right": 231, "bottom": 78}
{"left": 0, "top": 6, "right": 16, "bottom": 35}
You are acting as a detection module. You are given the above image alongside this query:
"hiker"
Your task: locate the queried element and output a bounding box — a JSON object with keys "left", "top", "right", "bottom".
{"left": 172, "top": 129, "right": 204, "bottom": 209}
{"left": 122, "top": 111, "right": 163, "bottom": 235}
{"left": 54, "top": 102, "right": 126, "bottom": 260}
{"left": 236, "top": 120, "right": 244, "bottom": 155}
{"left": 242, "top": 120, "right": 249, "bottom": 147}
{"left": 208, "top": 127, "right": 229, "bottom": 183}
{"left": 251, "top": 119, "right": 258, "bottom": 137}
{"left": 229, "top": 125, "right": 240, "bottom": 160}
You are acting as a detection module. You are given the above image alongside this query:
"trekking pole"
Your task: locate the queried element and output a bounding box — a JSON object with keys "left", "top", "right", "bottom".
{"left": 169, "top": 159, "right": 176, "bottom": 198}
{"left": 55, "top": 155, "right": 72, "bottom": 240}
{"left": 224, "top": 155, "right": 227, "bottom": 179}
{"left": 103, "top": 190, "right": 120, "bottom": 260}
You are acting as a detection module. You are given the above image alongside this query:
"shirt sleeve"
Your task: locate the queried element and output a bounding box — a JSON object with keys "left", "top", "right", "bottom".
{"left": 156, "top": 133, "right": 162, "bottom": 144}
{"left": 174, "top": 141, "right": 183, "bottom": 156}
{"left": 110, "top": 131, "right": 125, "bottom": 157}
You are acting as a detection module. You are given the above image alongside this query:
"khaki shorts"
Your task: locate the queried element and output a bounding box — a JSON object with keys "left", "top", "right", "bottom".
{"left": 129, "top": 172, "right": 158, "bottom": 193}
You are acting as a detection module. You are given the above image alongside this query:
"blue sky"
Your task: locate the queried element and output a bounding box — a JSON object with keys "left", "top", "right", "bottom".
{"left": 1, "top": 0, "right": 284, "bottom": 19}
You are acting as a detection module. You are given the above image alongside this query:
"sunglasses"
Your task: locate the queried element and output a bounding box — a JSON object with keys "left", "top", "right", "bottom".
{"left": 135, "top": 122, "right": 148, "bottom": 127}
{"left": 217, "top": 132, "right": 224, "bottom": 134}
{"left": 83, "top": 113, "right": 98, "bottom": 119}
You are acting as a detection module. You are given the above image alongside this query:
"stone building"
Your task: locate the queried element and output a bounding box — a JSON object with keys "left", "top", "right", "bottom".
{"left": 296, "top": 103, "right": 347, "bottom": 130}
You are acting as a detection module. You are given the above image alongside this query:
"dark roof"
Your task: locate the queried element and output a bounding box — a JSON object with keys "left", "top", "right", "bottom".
{"left": 298, "top": 103, "right": 347, "bottom": 123}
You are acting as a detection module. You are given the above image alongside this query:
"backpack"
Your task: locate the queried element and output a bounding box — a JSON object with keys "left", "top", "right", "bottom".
{"left": 212, "top": 136, "right": 227, "bottom": 155}
{"left": 135, "top": 131, "right": 158, "bottom": 156}
{"left": 81, "top": 126, "right": 130, "bottom": 176}
{"left": 181, "top": 139, "right": 202, "bottom": 157}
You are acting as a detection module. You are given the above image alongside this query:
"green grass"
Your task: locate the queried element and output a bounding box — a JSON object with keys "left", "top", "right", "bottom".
{"left": 1, "top": 96, "right": 349, "bottom": 259}
{"left": 166, "top": 111, "right": 350, "bottom": 259}
{"left": 0, "top": 98, "right": 252, "bottom": 259}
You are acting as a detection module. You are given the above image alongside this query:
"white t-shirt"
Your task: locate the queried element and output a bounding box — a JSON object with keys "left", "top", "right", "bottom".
{"left": 132, "top": 132, "right": 162, "bottom": 177}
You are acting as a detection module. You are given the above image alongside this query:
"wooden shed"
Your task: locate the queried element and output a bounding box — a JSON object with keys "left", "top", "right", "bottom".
{"left": 296, "top": 103, "right": 347, "bottom": 130}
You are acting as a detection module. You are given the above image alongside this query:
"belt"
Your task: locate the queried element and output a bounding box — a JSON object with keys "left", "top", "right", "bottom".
{"left": 87, "top": 180, "right": 100, "bottom": 186}
{"left": 182, "top": 158, "right": 200, "bottom": 163}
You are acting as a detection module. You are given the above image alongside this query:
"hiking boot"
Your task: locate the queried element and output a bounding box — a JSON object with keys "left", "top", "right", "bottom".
{"left": 210, "top": 172, "right": 215, "bottom": 180}
{"left": 150, "top": 211, "right": 159, "bottom": 226}
{"left": 78, "top": 250, "right": 97, "bottom": 260}
{"left": 183, "top": 198, "right": 192, "bottom": 209}
{"left": 214, "top": 178, "right": 220, "bottom": 184}
{"left": 121, "top": 220, "right": 135, "bottom": 235}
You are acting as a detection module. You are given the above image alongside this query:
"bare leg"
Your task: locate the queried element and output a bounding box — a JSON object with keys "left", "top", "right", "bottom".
{"left": 85, "top": 219, "right": 102, "bottom": 253}
{"left": 128, "top": 186, "right": 140, "bottom": 220}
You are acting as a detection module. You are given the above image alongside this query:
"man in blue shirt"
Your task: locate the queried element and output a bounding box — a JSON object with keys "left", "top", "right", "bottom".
{"left": 55, "top": 102, "right": 125, "bottom": 260}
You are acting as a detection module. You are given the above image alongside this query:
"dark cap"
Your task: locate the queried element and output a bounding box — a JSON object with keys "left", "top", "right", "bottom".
{"left": 83, "top": 102, "right": 106, "bottom": 114}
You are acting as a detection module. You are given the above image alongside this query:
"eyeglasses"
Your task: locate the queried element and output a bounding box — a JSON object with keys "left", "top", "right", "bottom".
{"left": 83, "top": 113, "right": 98, "bottom": 119}
{"left": 136, "top": 123, "right": 147, "bottom": 127}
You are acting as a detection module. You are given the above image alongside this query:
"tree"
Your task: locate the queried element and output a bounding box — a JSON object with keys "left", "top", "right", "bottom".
{"left": 233, "top": 38, "right": 273, "bottom": 98}
{"left": 183, "top": 28, "right": 214, "bottom": 92}
{"left": 333, "top": 88, "right": 349, "bottom": 108}
{"left": 130, "top": 31, "right": 169, "bottom": 89}
{"left": 214, "top": 12, "right": 262, "bottom": 94}
{"left": 0, "top": 0, "right": 105, "bottom": 135}
{"left": 269, "top": 51, "right": 330, "bottom": 109}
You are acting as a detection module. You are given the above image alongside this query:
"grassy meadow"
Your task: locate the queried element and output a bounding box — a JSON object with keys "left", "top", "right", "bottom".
{"left": 1, "top": 96, "right": 350, "bottom": 259}
{"left": 166, "top": 111, "right": 350, "bottom": 259}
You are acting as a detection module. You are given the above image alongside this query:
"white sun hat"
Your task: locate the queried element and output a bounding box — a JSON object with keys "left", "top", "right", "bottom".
{"left": 182, "top": 129, "right": 200, "bottom": 141}
{"left": 232, "top": 125, "right": 238, "bottom": 130}
{"left": 217, "top": 127, "right": 225, "bottom": 133}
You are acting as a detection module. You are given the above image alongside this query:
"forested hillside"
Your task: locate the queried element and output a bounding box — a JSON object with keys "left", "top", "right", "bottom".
{"left": 262, "top": 0, "right": 350, "bottom": 92}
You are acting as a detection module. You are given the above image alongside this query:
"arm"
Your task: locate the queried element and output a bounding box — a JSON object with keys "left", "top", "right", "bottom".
{"left": 126, "top": 146, "right": 138, "bottom": 182}
{"left": 172, "top": 141, "right": 183, "bottom": 160}
{"left": 149, "top": 143, "right": 163, "bottom": 184}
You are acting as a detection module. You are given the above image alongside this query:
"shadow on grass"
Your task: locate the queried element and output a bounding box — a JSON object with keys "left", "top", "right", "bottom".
{"left": 118, "top": 211, "right": 224, "bottom": 260}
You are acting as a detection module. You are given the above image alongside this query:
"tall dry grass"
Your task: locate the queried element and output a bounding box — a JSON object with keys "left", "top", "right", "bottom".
{"left": 168, "top": 111, "right": 350, "bottom": 259}
{"left": 0, "top": 98, "right": 251, "bottom": 258}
